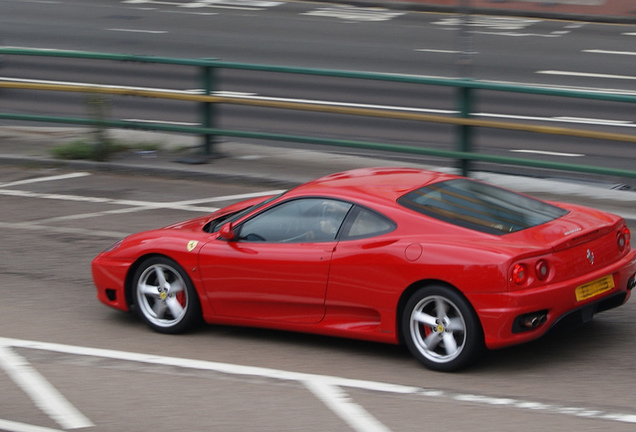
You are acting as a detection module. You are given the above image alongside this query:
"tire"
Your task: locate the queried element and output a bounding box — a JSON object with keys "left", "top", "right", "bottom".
{"left": 132, "top": 256, "right": 201, "bottom": 334}
{"left": 402, "top": 286, "right": 484, "bottom": 372}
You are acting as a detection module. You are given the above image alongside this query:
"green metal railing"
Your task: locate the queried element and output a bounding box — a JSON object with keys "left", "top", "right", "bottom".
{"left": 1, "top": 48, "right": 635, "bottom": 179}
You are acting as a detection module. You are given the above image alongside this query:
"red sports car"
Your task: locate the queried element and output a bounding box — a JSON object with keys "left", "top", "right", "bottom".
{"left": 92, "top": 168, "right": 636, "bottom": 371}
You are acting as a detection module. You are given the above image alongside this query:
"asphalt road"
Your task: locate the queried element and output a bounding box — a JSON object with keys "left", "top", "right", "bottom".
{"left": 1, "top": 2, "right": 636, "bottom": 429}
{"left": 1, "top": 166, "right": 635, "bottom": 432}
{"left": 1, "top": 0, "right": 636, "bottom": 184}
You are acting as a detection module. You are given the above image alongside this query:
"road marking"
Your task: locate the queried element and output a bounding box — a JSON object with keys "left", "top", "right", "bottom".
{"left": 0, "top": 346, "right": 94, "bottom": 430}
{"left": 471, "top": 31, "right": 564, "bottom": 38}
{"left": 304, "top": 379, "right": 391, "bottom": 432}
{"left": 302, "top": 6, "right": 406, "bottom": 22}
{"left": 0, "top": 188, "right": 283, "bottom": 226}
{"left": 623, "top": 32, "right": 636, "bottom": 36}
{"left": 479, "top": 78, "right": 636, "bottom": 96}
{"left": 0, "top": 172, "right": 91, "bottom": 189}
{"left": 124, "top": 118, "right": 199, "bottom": 126}
{"left": 181, "top": 0, "right": 282, "bottom": 8}
{"left": 476, "top": 112, "right": 634, "bottom": 128}
{"left": 34, "top": 191, "right": 285, "bottom": 223}
{"left": 415, "top": 49, "right": 479, "bottom": 54}
{"left": 160, "top": 10, "right": 218, "bottom": 16}
{"left": 1, "top": 337, "right": 636, "bottom": 425}
{"left": 537, "top": 70, "right": 636, "bottom": 81}
{"left": 0, "top": 189, "right": 215, "bottom": 211}
{"left": 583, "top": 49, "right": 636, "bottom": 56}
{"left": 169, "top": 190, "right": 285, "bottom": 206}
{"left": 510, "top": 149, "right": 585, "bottom": 157}
{"left": 106, "top": 28, "right": 168, "bottom": 34}
{"left": 432, "top": 16, "right": 567, "bottom": 38}
{"left": 433, "top": 16, "right": 540, "bottom": 31}
{"left": 0, "top": 188, "right": 281, "bottom": 209}
{"left": 0, "top": 419, "right": 62, "bottom": 432}
{"left": 122, "top": 0, "right": 283, "bottom": 11}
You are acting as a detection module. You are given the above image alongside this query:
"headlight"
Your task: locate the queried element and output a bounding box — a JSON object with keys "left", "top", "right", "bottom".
{"left": 102, "top": 239, "right": 124, "bottom": 253}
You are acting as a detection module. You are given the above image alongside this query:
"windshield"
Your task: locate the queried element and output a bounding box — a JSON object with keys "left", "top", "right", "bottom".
{"left": 206, "top": 194, "right": 283, "bottom": 233}
{"left": 397, "top": 179, "right": 568, "bottom": 235}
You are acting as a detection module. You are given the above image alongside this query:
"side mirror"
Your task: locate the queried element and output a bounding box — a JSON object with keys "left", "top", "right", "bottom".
{"left": 218, "top": 222, "right": 236, "bottom": 241}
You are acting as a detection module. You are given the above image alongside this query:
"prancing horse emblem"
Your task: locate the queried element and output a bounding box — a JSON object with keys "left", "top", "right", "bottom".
{"left": 586, "top": 249, "right": 594, "bottom": 265}
{"left": 187, "top": 240, "right": 199, "bottom": 252}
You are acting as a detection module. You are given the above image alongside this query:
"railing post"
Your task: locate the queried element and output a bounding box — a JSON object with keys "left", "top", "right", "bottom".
{"left": 200, "top": 63, "right": 218, "bottom": 158}
{"left": 456, "top": 84, "right": 473, "bottom": 177}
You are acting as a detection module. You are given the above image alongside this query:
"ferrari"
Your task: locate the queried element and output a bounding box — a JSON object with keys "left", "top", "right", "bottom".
{"left": 92, "top": 168, "right": 636, "bottom": 371}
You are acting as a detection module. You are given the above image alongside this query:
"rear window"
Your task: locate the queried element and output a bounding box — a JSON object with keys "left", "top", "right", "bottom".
{"left": 397, "top": 179, "right": 568, "bottom": 235}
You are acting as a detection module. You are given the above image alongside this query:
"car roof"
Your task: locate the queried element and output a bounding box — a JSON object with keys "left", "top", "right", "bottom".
{"left": 287, "top": 167, "right": 461, "bottom": 203}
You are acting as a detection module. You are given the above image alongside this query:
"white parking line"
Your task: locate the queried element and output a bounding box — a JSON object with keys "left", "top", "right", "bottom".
{"left": 304, "top": 379, "right": 391, "bottom": 432}
{"left": 0, "top": 189, "right": 283, "bottom": 214}
{"left": 170, "top": 190, "right": 285, "bottom": 206}
{"left": 1, "top": 337, "right": 635, "bottom": 426}
{"left": 34, "top": 188, "right": 278, "bottom": 224}
{"left": 0, "top": 186, "right": 285, "bottom": 232}
{"left": 0, "top": 419, "right": 62, "bottom": 432}
{"left": 0, "top": 172, "right": 91, "bottom": 189}
{"left": 0, "top": 346, "right": 94, "bottom": 430}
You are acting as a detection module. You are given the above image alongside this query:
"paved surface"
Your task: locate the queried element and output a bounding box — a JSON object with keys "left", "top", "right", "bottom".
{"left": 1, "top": 2, "right": 634, "bottom": 218}
{"left": 349, "top": 0, "right": 636, "bottom": 23}
{"left": 0, "top": 127, "right": 635, "bottom": 223}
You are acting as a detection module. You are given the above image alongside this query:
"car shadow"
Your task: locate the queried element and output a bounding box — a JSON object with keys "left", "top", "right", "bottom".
{"left": 473, "top": 319, "right": 618, "bottom": 373}
{"left": 197, "top": 323, "right": 412, "bottom": 362}
{"left": 109, "top": 310, "right": 619, "bottom": 373}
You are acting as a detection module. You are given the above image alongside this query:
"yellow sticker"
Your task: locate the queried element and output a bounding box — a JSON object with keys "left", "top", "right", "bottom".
{"left": 187, "top": 240, "right": 199, "bottom": 252}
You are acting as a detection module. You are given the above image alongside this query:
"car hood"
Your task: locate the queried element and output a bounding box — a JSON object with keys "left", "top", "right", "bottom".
{"left": 162, "top": 215, "right": 212, "bottom": 232}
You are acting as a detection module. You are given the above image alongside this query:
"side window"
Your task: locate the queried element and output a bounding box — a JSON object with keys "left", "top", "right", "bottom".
{"left": 238, "top": 198, "right": 352, "bottom": 243}
{"left": 341, "top": 207, "right": 395, "bottom": 240}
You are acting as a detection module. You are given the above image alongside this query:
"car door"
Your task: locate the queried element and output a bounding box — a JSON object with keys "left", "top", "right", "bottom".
{"left": 198, "top": 198, "right": 352, "bottom": 324}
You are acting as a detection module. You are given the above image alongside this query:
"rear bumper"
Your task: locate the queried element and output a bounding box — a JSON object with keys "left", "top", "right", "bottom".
{"left": 470, "top": 249, "right": 636, "bottom": 350}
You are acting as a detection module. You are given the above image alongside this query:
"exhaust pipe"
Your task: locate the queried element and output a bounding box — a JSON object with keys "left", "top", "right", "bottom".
{"left": 512, "top": 310, "right": 549, "bottom": 333}
{"left": 521, "top": 312, "right": 547, "bottom": 329}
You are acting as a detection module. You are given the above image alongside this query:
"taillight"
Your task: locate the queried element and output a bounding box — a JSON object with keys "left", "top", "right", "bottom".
{"left": 617, "top": 227, "right": 631, "bottom": 252}
{"left": 535, "top": 259, "right": 550, "bottom": 281}
{"left": 512, "top": 263, "right": 528, "bottom": 285}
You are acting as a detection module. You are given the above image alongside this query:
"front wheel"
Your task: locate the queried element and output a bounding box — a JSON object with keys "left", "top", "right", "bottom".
{"left": 402, "top": 286, "right": 484, "bottom": 372}
{"left": 132, "top": 256, "right": 201, "bottom": 334}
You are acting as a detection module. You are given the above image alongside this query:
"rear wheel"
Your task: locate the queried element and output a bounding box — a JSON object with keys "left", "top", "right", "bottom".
{"left": 132, "top": 257, "right": 201, "bottom": 334}
{"left": 402, "top": 286, "right": 484, "bottom": 372}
